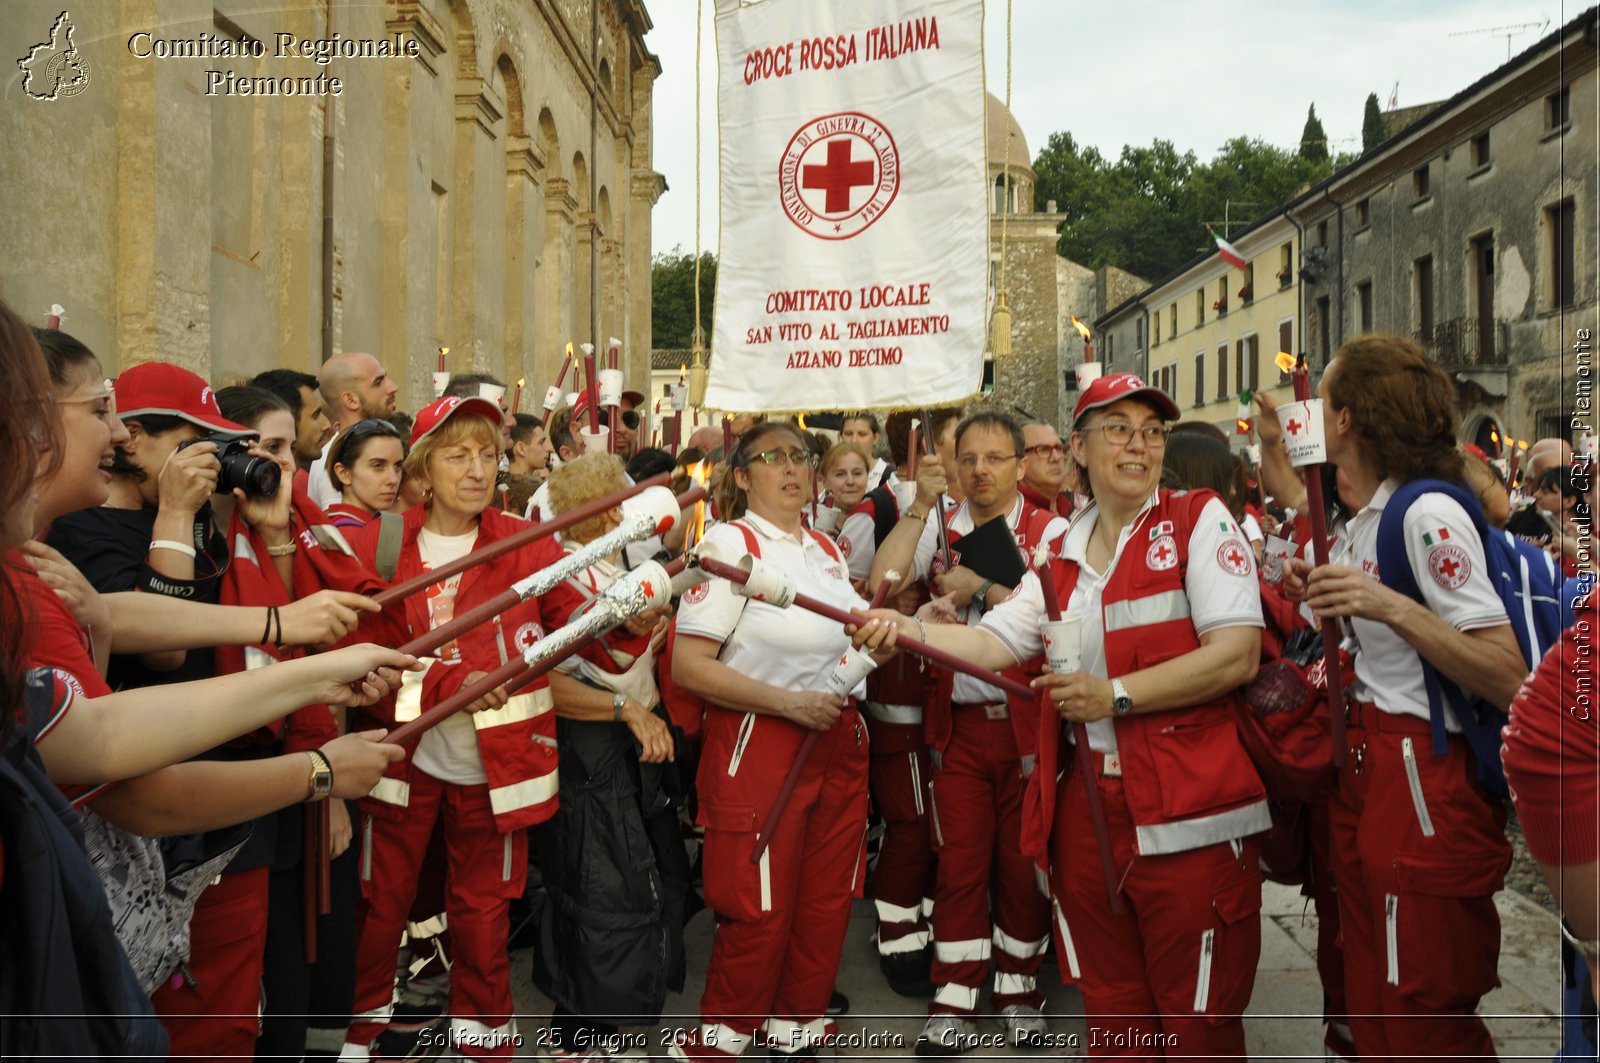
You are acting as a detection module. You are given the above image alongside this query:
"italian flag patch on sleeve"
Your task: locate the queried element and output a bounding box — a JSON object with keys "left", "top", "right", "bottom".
{"left": 1422, "top": 527, "right": 1451, "bottom": 547}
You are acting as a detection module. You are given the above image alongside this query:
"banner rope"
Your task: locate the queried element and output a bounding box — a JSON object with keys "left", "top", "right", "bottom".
{"left": 688, "top": 0, "right": 710, "bottom": 411}
{"left": 989, "top": 0, "right": 1015, "bottom": 363}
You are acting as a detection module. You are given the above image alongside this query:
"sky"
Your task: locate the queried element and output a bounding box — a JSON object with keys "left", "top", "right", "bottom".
{"left": 643, "top": 0, "right": 1571, "bottom": 257}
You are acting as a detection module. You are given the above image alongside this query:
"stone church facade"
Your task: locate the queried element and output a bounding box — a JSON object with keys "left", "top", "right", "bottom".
{"left": 2, "top": 0, "right": 662, "bottom": 407}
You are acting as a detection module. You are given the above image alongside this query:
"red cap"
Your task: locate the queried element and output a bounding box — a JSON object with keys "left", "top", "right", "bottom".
{"left": 115, "top": 361, "right": 252, "bottom": 436}
{"left": 620, "top": 389, "right": 645, "bottom": 408}
{"left": 1072, "top": 372, "right": 1180, "bottom": 426}
{"left": 410, "top": 395, "right": 503, "bottom": 448}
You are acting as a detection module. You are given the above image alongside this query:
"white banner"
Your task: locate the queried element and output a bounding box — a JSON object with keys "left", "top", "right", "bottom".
{"left": 709, "top": 0, "right": 987, "bottom": 413}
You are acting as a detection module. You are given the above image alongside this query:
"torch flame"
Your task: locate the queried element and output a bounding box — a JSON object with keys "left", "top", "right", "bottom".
{"left": 439, "top": 346, "right": 450, "bottom": 357}
{"left": 516, "top": 377, "right": 526, "bottom": 388}
{"left": 1489, "top": 427, "right": 1500, "bottom": 444}
{"left": 797, "top": 414, "right": 808, "bottom": 430}
{"left": 1274, "top": 351, "right": 1296, "bottom": 374}
{"left": 1069, "top": 316, "right": 1092, "bottom": 341}
{"left": 686, "top": 461, "right": 711, "bottom": 548}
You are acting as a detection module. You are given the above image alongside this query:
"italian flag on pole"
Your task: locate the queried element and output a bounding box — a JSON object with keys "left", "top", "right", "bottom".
{"left": 1214, "top": 232, "right": 1248, "bottom": 271}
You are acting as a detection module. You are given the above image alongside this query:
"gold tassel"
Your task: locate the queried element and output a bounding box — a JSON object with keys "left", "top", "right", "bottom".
{"left": 990, "top": 290, "right": 1014, "bottom": 359}
{"left": 688, "top": 326, "right": 708, "bottom": 409}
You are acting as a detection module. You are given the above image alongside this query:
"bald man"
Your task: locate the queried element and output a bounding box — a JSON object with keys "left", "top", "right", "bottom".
{"left": 1506, "top": 437, "right": 1575, "bottom": 545}
{"left": 308, "top": 352, "right": 401, "bottom": 509}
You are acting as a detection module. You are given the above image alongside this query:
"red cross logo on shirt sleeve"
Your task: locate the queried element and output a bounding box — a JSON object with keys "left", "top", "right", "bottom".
{"left": 1216, "top": 538, "right": 1253, "bottom": 575}
{"left": 1154, "top": 543, "right": 1174, "bottom": 564}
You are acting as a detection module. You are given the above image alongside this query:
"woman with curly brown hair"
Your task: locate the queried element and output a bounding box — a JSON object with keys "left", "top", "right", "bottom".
{"left": 1285, "top": 335, "right": 1526, "bottom": 1060}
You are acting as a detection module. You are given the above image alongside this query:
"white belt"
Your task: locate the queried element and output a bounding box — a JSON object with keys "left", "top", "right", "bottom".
{"left": 864, "top": 701, "right": 923, "bottom": 725}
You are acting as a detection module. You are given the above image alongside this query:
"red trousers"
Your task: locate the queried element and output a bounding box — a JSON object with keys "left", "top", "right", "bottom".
{"left": 1307, "top": 788, "right": 1355, "bottom": 1059}
{"left": 926, "top": 707, "right": 1049, "bottom": 1016}
{"left": 1329, "top": 703, "right": 1511, "bottom": 1063}
{"left": 151, "top": 866, "right": 270, "bottom": 1062}
{"left": 864, "top": 713, "right": 935, "bottom": 955}
{"left": 1048, "top": 767, "right": 1261, "bottom": 1061}
{"left": 344, "top": 772, "right": 527, "bottom": 1060}
{"left": 673, "top": 706, "right": 869, "bottom": 1061}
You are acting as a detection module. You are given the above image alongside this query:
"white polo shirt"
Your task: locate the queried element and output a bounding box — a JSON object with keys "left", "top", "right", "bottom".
{"left": 980, "top": 493, "right": 1262, "bottom": 752}
{"left": 307, "top": 434, "right": 341, "bottom": 510}
{"left": 677, "top": 511, "right": 870, "bottom": 697}
{"left": 911, "top": 496, "right": 1070, "bottom": 705}
{"left": 1334, "top": 479, "right": 1507, "bottom": 724}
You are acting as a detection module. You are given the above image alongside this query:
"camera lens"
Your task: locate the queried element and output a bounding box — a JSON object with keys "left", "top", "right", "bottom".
{"left": 217, "top": 445, "right": 281, "bottom": 499}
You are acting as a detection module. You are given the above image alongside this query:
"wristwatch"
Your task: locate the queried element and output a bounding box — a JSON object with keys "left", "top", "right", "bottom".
{"left": 974, "top": 579, "right": 996, "bottom": 611}
{"left": 613, "top": 692, "right": 629, "bottom": 721}
{"left": 305, "top": 750, "right": 334, "bottom": 802}
{"left": 1110, "top": 678, "right": 1134, "bottom": 718}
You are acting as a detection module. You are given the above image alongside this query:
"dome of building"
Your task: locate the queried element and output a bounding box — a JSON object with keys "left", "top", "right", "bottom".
{"left": 985, "top": 92, "right": 1034, "bottom": 177}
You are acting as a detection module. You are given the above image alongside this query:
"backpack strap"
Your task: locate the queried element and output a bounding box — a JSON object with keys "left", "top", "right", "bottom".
{"left": 374, "top": 511, "right": 405, "bottom": 583}
{"left": 1373, "top": 479, "right": 1487, "bottom": 758}
{"left": 864, "top": 484, "right": 900, "bottom": 547}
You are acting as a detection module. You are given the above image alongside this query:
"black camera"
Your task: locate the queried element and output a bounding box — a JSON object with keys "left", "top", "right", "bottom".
{"left": 176, "top": 434, "right": 281, "bottom": 499}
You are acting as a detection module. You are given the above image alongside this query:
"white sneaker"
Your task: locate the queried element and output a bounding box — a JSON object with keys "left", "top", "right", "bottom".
{"left": 998, "top": 1004, "right": 1048, "bottom": 1048}
{"left": 914, "top": 1014, "right": 978, "bottom": 1057}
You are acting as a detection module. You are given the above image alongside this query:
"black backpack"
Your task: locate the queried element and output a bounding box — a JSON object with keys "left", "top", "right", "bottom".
{"left": 0, "top": 669, "right": 168, "bottom": 1058}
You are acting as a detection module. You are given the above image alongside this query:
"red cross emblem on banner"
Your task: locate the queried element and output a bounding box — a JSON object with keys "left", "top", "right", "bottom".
{"left": 803, "top": 140, "right": 875, "bottom": 213}
{"left": 779, "top": 112, "right": 901, "bottom": 241}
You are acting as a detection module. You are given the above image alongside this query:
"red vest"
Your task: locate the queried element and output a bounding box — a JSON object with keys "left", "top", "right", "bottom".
{"left": 349, "top": 505, "right": 564, "bottom": 833}
{"left": 1027, "top": 490, "right": 1269, "bottom": 860}
{"left": 924, "top": 498, "right": 1061, "bottom": 754}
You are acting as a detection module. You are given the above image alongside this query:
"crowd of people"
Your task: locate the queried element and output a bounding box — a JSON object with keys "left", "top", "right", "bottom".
{"left": 1, "top": 293, "right": 1594, "bottom": 1063}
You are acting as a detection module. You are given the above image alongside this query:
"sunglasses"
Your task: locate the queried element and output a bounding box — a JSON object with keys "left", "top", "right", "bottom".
{"left": 333, "top": 418, "right": 402, "bottom": 467}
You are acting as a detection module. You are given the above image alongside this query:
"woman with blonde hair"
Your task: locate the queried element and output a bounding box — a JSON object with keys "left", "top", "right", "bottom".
{"left": 342, "top": 395, "right": 567, "bottom": 1061}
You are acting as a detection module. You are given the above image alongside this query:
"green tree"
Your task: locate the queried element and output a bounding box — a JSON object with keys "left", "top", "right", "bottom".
{"left": 1033, "top": 130, "right": 1335, "bottom": 282}
{"left": 651, "top": 248, "right": 717, "bottom": 349}
{"left": 1362, "top": 92, "right": 1385, "bottom": 152}
{"left": 1299, "top": 103, "right": 1329, "bottom": 162}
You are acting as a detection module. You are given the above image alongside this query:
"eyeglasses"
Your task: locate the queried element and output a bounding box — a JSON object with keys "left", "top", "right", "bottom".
{"left": 1083, "top": 421, "right": 1170, "bottom": 448}
{"left": 1023, "top": 443, "right": 1065, "bottom": 459}
{"left": 747, "top": 448, "right": 819, "bottom": 469}
{"left": 56, "top": 380, "right": 118, "bottom": 427}
{"left": 956, "top": 453, "right": 1018, "bottom": 471}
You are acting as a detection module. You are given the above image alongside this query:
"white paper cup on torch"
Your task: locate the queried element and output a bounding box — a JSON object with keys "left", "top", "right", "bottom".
{"left": 1276, "top": 400, "right": 1328, "bottom": 468}
{"left": 1247, "top": 444, "right": 1262, "bottom": 465}
{"left": 1040, "top": 617, "right": 1082, "bottom": 675}
{"left": 578, "top": 425, "right": 611, "bottom": 454}
{"left": 542, "top": 385, "right": 563, "bottom": 412}
{"left": 431, "top": 371, "right": 452, "bottom": 398}
{"left": 822, "top": 644, "right": 879, "bottom": 697}
{"left": 477, "top": 383, "right": 507, "bottom": 405}
{"left": 624, "top": 485, "right": 686, "bottom": 537}
{"left": 810, "top": 505, "right": 842, "bottom": 535}
{"left": 670, "top": 384, "right": 688, "bottom": 412}
{"left": 1075, "top": 362, "right": 1104, "bottom": 392}
{"left": 891, "top": 479, "right": 918, "bottom": 513}
{"left": 1261, "top": 535, "right": 1296, "bottom": 584}
{"left": 736, "top": 555, "right": 797, "bottom": 608}
{"left": 598, "top": 368, "right": 624, "bottom": 408}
